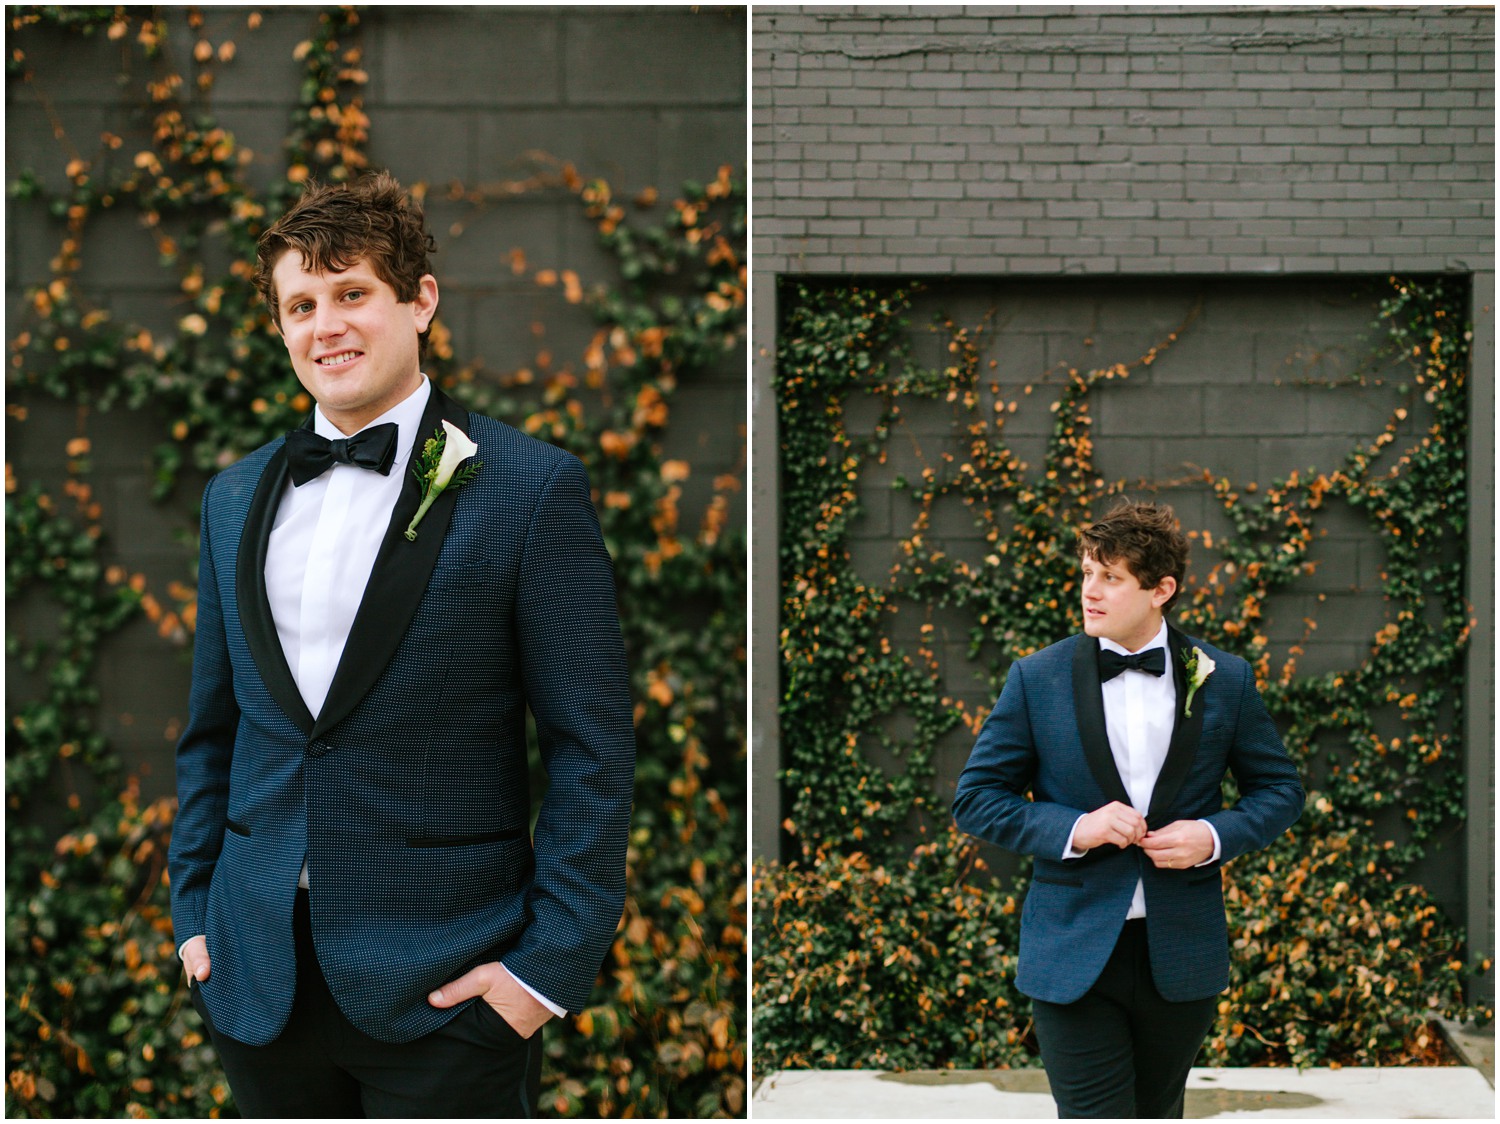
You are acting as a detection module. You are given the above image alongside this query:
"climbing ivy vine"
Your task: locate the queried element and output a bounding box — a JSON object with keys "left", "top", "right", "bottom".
{"left": 7, "top": 7, "right": 745, "bottom": 1117}
{"left": 755, "top": 275, "right": 1488, "bottom": 1074}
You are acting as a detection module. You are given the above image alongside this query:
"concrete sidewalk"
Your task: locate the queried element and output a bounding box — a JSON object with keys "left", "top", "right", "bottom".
{"left": 752, "top": 1065, "right": 1495, "bottom": 1119}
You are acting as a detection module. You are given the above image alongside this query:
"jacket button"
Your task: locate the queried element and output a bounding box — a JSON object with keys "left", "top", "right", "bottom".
{"left": 307, "top": 738, "right": 331, "bottom": 758}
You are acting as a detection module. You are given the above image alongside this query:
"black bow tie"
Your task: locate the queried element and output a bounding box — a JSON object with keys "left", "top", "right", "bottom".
{"left": 1099, "top": 646, "right": 1166, "bottom": 683}
{"left": 285, "top": 424, "right": 399, "bottom": 487}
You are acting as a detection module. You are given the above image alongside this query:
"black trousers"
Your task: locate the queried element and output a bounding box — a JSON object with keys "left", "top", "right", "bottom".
{"left": 189, "top": 890, "right": 542, "bottom": 1118}
{"left": 1030, "top": 919, "right": 1218, "bottom": 1119}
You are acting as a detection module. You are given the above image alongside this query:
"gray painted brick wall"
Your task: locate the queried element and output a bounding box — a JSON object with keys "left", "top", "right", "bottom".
{"left": 753, "top": 5, "right": 1493, "bottom": 275}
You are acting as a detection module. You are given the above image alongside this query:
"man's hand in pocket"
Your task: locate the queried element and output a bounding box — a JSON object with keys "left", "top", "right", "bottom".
{"left": 427, "top": 962, "right": 552, "bottom": 1039}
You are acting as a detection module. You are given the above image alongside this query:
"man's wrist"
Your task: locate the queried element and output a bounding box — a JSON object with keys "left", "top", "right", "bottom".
{"left": 1193, "top": 819, "right": 1222, "bottom": 866}
{"left": 499, "top": 962, "right": 566, "bottom": 1018}
{"left": 1063, "top": 814, "right": 1089, "bottom": 859}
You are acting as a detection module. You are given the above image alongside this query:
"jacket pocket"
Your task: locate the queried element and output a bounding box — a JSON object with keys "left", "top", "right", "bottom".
{"left": 1033, "top": 874, "right": 1083, "bottom": 888}
{"left": 425, "top": 559, "right": 501, "bottom": 595}
{"left": 406, "top": 827, "right": 526, "bottom": 848}
{"left": 225, "top": 818, "right": 251, "bottom": 838}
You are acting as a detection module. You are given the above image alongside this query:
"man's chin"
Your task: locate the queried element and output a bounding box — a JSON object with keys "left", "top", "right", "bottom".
{"left": 1082, "top": 618, "right": 1129, "bottom": 646}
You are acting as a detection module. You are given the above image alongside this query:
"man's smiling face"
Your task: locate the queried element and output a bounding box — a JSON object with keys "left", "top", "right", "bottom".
{"left": 270, "top": 252, "right": 438, "bottom": 435}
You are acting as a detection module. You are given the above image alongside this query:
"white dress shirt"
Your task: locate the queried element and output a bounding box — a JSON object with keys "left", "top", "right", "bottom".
{"left": 187, "top": 376, "right": 565, "bottom": 1017}
{"left": 265, "top": 381, "right": 430, "bottom": 724}
{"left": 1063, "top": 620, "right": 1221, "bottom": 919}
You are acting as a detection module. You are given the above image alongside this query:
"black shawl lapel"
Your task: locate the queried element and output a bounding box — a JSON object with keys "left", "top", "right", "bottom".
{"left": 1071, "top": 635, "right": 1132, "bottom": 807}
{"left": 1146, "top": 624, "right": 1207, "bottom": 825}
{"left": 235, "top": 435, "right": 316, "bottom": 736}
{"left": 310, "top": 384, "right": 472, "bottom": 739}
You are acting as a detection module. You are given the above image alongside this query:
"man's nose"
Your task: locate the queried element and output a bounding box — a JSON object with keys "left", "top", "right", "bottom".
{"left": 313, "top": 303, "right": 346, "bottom": 337}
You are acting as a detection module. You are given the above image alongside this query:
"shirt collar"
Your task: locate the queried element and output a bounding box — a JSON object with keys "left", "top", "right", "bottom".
{"left": 1099, "top": 618, "right": 1169, "bottom": 658}
{"left": 311, "top": 375, "right": 432, "bottom": 472}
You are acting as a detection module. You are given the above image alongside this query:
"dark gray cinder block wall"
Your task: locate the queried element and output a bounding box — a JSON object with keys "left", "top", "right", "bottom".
{"left": 750, "top": 5, "right": 1494, "bottom": 1000}
{"left": 6, "top": 6, "right": 746, "bottom": 806}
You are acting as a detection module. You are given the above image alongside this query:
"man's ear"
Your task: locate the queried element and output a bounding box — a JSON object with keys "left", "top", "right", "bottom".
{"left": 1151, "top": 575, "right": 1177, "bottom": 609}
{"left": 412, "top": 274, "right": 439, "bottom": 332}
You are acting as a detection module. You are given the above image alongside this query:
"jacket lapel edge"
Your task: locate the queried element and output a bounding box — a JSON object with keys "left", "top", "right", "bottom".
{"left": 1071, "top": 634, "right": 1132, "bottom": 808}
{"left": 310, "top": 385, "right": 472, "bottom": 739}
{"left": 234, "top": 440, "right": 315, "bottom": 735}
{"left": 1147, "top": 625, "right": 1207, "bottom": 823}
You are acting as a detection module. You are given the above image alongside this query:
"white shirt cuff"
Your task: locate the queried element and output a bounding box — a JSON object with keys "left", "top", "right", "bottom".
{"left": 1195, "top": 820, "right": 1222, "bottom": 866}
{"left": 1063, "top": 815, "right": 1089, "bottom": 859}
{"left": 500, "top": 962, "right": 567, "bottom": 1018}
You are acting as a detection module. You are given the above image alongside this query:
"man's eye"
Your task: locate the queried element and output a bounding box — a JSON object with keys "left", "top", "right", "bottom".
{"left": 291, "top": 302, "right": 313, "bottom": 315}
{"left": 342, "top": 290, "right": 364, "bottom": 302}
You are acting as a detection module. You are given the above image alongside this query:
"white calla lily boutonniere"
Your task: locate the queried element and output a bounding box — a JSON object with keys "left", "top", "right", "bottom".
{"left": 405, "top": 420, "right": 481, "bottom": 541}
{"left": 1182, "top": 646, "right": 1216, "bottom": 717}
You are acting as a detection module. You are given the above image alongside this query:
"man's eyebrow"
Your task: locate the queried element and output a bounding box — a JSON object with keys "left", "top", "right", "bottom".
{"left": 275, "top": 274, "right": 317, "bottom": 304}
{"left": 327, "top": 270, "right": 378, "bottom": 292}
{"left": 277, "top": 270, "right": 374, "bottom": 306}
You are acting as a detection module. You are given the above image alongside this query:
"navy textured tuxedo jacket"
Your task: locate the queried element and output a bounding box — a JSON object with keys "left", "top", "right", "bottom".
{"left": 953, "top": 628, "right": 1303, "bottom": 1004}
{"left": 168, "top": 385, "right": 635, "bottom": 1046}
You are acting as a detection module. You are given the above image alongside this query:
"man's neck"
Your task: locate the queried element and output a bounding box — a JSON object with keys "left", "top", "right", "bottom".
{"left": 315, "top": 373, "right": 428, "bottom": 437}
{"left": 1101, "top": 617, "right": 1168, "bottom": 655}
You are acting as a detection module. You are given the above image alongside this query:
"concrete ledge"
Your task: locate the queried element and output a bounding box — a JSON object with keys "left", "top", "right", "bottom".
{"left": 1438, "top": 1018, "right": 1495, "bottom": 1087}
{"left": 752, "top": 1065, "right": 1496, "bottom": 1119}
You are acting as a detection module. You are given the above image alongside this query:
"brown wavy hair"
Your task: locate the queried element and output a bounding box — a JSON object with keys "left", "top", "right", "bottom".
{"left": 255, "top": 171, "right": 438, "bottom": 358}
{"left": 1075, "top": 499, "right": 1190, "bottom": 611}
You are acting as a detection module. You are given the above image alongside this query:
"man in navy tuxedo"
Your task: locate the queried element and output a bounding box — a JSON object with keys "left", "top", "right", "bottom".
{"left": 167, "top": 172, "right": 634, "bottom": 1116}
{"left": 953, "top": 500, "right": 1303, "bottom": 1118}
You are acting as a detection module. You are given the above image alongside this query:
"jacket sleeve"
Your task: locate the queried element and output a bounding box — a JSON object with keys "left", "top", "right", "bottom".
{"left": 1203, "top": 659, "right": 1305, "bottom": 863}
{"left": 952, "top": 658, "right": 1088, "bottom": 860}
{"left": 501, "top": 453, "right": 636, "bottom": 1015}
{"left": 167, "top": 475, "right": 239, "bottom": 944}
